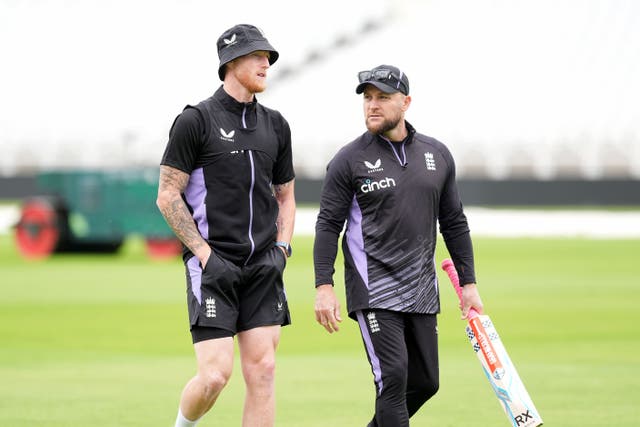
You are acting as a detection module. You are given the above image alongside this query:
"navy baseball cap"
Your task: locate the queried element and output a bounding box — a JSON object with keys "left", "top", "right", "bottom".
{"left": 356, "top": 65, "right": 410, "bottom": 95}
{"left": 217, "top": 24, "right": 279, "bottom": 81}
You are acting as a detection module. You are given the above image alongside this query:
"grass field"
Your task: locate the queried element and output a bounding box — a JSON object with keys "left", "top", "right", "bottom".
{"left": 1, "top": 232, "right": 639, "bottom": 426}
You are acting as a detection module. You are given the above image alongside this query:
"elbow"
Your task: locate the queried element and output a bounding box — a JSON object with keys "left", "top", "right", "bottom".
{"left": 156, "top": 189, "right": 170, "bottom": 213}
{"left": 155, "top": 192, "right": 163, "bottom": 211}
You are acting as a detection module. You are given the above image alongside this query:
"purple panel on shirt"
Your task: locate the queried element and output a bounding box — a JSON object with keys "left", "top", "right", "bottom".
{"left": 187, "top": 256, "right": 202, "bottom": 304}
{"left": 345, "top": 196, "right": 368, "bottom": 288}
{"left": 184, "top": 168, "right": 209, "bottom": 239}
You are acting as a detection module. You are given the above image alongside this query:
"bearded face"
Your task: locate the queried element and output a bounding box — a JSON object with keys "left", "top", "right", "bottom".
{"left": 226, "top": 51, "right": 271, "bottom": 94}
{"left": 362, "top": 86, "right": 409, "bottom": 137}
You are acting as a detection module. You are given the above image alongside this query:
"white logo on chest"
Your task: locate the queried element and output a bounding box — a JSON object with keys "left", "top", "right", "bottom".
{"left": 364, "top": 158, "right": 384, "bottom": 173}
{"left": 219, "top": 128, "right": 235, "bottom": 142}
{"left": 425, "top": 152, "right": 436, "bottom": 171}
{"left": 361, "top": 177, "right": 396, "bottom": 193}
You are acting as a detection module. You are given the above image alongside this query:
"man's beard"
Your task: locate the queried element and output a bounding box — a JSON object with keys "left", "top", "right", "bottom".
{"left": 245, "top": 80, "right": 266, "bottom": 94}
{"left": 366, "top": 116, "right": 401, "bottom": 135}
{"left": 238, "top": 73, "right": 266, "bottom": 94}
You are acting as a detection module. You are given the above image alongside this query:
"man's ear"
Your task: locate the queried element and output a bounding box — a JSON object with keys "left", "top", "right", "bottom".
{"left": 402, "top": 95, "right": 412, "bottom": 111}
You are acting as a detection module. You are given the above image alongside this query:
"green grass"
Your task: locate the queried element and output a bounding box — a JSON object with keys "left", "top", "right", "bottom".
{"left": 1, "top": 233, "right": 639, "bottom": 426}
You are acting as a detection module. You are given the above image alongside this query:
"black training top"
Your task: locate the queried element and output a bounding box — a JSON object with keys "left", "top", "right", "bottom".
{"left": 161, "top": 86, "right": 295, "bottom": 266}
{"left": 314, "top": 121, "right": 475, "bottom": 317}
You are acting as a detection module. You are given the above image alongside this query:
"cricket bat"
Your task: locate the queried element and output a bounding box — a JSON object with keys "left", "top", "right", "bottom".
{"left": 441, "top": 258, "right": 543, "bottom": 427}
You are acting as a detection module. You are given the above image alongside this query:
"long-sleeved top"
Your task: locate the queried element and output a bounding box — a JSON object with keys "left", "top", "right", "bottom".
{"left": 314, "top": 121, "right": 475, "bottom": 317}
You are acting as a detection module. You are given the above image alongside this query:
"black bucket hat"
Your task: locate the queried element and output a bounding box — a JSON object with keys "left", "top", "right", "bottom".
{"left": 217, "top": 24, "right": 279, "bottom": 81}
{"left": 355, "top": 64, "right": 410, "bottom": 95}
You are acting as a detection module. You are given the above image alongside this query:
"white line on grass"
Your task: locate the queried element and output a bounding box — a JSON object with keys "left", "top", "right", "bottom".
{"left": 295, "top": 207, "right": 640, "bottom": 239}
{"left": 1, "top": 205, "right": 638, "bottom": 239}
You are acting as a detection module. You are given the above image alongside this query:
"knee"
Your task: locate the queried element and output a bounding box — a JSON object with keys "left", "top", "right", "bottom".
{"left": 244, "top": 356, "right": 276, "bottom": 387}
{"left": 199, "top": 369, "right": 231, "bottom": 396}
{"left": 382, "top": 364, "right": 408, "bottom": 390}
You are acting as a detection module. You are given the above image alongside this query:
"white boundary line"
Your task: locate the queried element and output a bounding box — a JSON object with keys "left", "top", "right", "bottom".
{"left": 2, "top": 205, "right": 639, "bottom": 239}
{"left": 295, "top": 207, "right": 640, "bottom": 239}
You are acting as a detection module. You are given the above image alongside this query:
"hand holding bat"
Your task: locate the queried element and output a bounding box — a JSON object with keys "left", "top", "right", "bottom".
{"left": 459, "top": 282, "right": 484, "bottom": 319}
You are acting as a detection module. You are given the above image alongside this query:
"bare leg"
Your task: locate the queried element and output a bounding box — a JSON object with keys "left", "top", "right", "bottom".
{"left": 179, "top": 337, "right": 235, "bottom": 422}
{"left": 237, "top": 326, "right": 281, "bottom": 427}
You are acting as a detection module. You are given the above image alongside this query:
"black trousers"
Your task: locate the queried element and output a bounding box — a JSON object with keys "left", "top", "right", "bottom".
{"left": 356, "top": 309, "right": 439, "bottom": 427}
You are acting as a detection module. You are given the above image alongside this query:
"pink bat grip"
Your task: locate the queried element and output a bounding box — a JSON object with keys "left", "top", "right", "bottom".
{"left": 441, "top": 258, "right": 479, "bottom": 319}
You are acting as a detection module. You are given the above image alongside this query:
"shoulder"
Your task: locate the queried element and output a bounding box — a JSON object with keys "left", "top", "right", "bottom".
{"left": 179, "top": 105, "right": 205, "bottom": 122}
{"left": 257, "top": 102, "right": 280, "bottom": 116}
{"left": 170, "top": 105, "right": 206, "bottom": 136}
{"left": 189, "top": 94, "right": 220, "bottom": 116}
{"left": 176, "top": 93, "right": 219, "bottom": 125}
{"left": 413, "top": 132, "right": 446, "bottom": 149}
{"left": 330, "top": 135, "right": 362, "bottom": 160}
{"left": 258, "top": 103, "right": 289, "bottom": 127}
{"left": 413, "top": 133, "right": 455, "bottom": 162}
{"left": 326, "top": 133, "right": 370, "bottom": 171}
{"left": 174, "top": 94, "right": 225, "bottom": 137}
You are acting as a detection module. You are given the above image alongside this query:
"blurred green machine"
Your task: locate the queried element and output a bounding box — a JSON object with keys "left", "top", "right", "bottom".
{"left": 14, "top": 168, "right": 181, "bottom": 259}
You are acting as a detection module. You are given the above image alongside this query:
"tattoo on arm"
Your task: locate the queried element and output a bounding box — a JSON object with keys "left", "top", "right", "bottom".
{"left": 273, "top": 179, "right": 295, "bottom": 240}
{"left": 272, "top": 180, "right": 292, "bottom": 197}
{"left": 157, "top": 166, "right": 208, "bottom": 255}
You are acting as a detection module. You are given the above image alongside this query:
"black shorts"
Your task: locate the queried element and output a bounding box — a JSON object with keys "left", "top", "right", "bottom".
{"left": 184, "top": 245, "right": 291, "bottom": 343}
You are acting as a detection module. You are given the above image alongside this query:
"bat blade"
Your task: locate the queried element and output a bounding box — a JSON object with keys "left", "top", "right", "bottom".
{"left": 441, "top": 259, "right": 543, "bottom": 427}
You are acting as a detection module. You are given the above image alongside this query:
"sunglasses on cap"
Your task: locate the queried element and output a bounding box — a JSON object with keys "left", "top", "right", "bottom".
{"left": 358, "top": 68, "right": 408, "bottom": 94}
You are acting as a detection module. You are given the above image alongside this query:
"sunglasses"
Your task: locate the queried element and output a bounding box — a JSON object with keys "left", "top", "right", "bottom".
{"left": 357, "top": 68, "right": 407, "bottom": 93}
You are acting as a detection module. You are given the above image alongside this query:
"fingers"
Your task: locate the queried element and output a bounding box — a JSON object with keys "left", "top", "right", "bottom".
{"left": 461, "top": 305, "right": 470, "bottom": 319}
{"left": 317, "top": 310, "right": 341, "bottom": 333}
{"left": 322, "top": 318, "right": 339, "bottom": 333}
{"left": 314, "top": 285, "right": 342, "bottom": 333}
{"left": 315, "top": 305, "right": 342, "bottom": 333}
{"left": 461, "top": 299, "right": 483, "bottom": 319}
{"left": 460, "top": 283, "right": 484, "bottom": 319}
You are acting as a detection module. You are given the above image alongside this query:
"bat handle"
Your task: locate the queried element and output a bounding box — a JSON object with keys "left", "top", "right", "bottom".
{"left": 441, "top": 258, "right": 479, "bottom": 320}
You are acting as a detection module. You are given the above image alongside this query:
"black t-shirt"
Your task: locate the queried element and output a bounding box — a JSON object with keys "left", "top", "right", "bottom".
{"left": 161, "top": 86, "right": 295, "bottom": 265}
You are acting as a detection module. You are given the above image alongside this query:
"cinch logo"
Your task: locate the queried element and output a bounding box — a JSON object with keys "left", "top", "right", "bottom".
{"left": 223, "top": 34, "right": 237, "bottom": 46}
{"left": 361, "top": 177, "right": 396, "bottom": 193}
{"left": 219, "top": 128, "right": 235, "bottom": 142}
{"left": 364, "top": 158, "right": 384, "bottom": 173}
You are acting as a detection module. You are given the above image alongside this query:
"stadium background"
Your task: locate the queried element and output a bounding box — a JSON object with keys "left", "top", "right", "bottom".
{"left": 1, "top": 1, "right": 639, "bottom": 426}
{"left": 1, "top": 0, "right": 639, "bottom": 192}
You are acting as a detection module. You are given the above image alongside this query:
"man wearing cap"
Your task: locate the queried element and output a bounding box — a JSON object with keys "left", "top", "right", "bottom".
{"left": 313, "top": 65, "right": 483, "bottom": 426}
{"left": 157, "top": 24, "right": 295, "bottom": 427}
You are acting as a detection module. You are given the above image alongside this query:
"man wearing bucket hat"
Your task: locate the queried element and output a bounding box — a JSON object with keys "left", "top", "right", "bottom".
{"left": 157, "top": 24, "right": 295, "bottom": 427}
{"left": 313, "top": 65, "right": 484, "bottom": 426}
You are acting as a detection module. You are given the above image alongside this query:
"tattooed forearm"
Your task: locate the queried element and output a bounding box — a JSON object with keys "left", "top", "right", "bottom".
{"left": 272, "top": 180, "right": 292, "bottom": 197}
{"left": 160, "top": 195, "right": 208, "bottom": 253}
{"left": 157, "top": 166, "right": 209, "bottom": 257}
{"left": 275, "top": 216, "right": 288, "bottom": 236}
{"left": 273, "top": 179, "right": 296, "bottom": 242}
